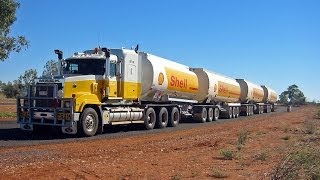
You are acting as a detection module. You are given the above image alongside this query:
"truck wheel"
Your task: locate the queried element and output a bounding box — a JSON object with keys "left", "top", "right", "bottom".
{"left": 235, "top": 107, "right": 239, "bottom": 118}
{"left": 195, "top": 107, "right": 207, "bottom": 123}
{"left": 79, "top": 107, "right": 98, "bottom": 137}
{"left": 207, "top": 108, "right": 214, "bottom": 122}
{"left": 168, "top": 107, "right": 180, "bottom": 127}
{"left": 250, "top": 106, "right": 254, "bottom": 115}
{"left": 228, "top": 107, "right": 233, "bottom": 119}
{"left": 232, "top": 107, "right": 236, "bottom": 118}
{"left": 214, "top": 108, "right": 219, "bottom": 121}
{"left": 157, "top": 107, "right": 168, "bottom": 129}
{"left": 246, "top": 106, "right": 249, "bottom": 116}
{"left": 144, "top": 107, "right": 156, "bottom": 130}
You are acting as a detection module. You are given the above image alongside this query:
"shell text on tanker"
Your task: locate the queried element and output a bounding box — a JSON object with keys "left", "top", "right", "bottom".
{"left": 170, "top": 76, "right": 187, "bottom": 89}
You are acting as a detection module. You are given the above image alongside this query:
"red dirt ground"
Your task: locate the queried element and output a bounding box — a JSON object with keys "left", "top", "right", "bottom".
{"left": 0, "top": 106, "right": 319, "bottom": 179}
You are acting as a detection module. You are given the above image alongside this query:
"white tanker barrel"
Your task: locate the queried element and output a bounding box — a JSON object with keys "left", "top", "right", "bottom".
{"left": 140, "top": 53, "right": 199, "bottom": 101}
{"left": 191, "top": 68, "right": 241, "bottom": 103}
{"left": 261, "top": 85, "right": 278, "bottom": 103}
{"left": 236, "top": 79, "right": 264, "bottom": 103}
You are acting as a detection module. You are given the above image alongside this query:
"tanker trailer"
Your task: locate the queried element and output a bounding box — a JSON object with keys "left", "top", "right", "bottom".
{"left": 236, "top": 79, "right": 265, "bottom": 115}
{"left": 191, "top": 68, "right": 241, "bottom": 120}
{"left": 261, "top": 85, "right": 278, "bottom": 112}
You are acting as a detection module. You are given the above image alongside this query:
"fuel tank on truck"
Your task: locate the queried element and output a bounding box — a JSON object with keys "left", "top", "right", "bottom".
{"left": 139, "top": 52, "right": 199, "bottom": 102}
{"left": 236, "top": 79, "right": 265, "bottom": 103}
{"left": 261, "top": 85, "right": 278, "bottom": 103}
{"left": 190, "top": 68, "right": 241, "bottom": 103}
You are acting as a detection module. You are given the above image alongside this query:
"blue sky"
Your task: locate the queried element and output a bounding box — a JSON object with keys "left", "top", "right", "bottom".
{"left": 1, "top": 0, "right": 320, "bottom": 101}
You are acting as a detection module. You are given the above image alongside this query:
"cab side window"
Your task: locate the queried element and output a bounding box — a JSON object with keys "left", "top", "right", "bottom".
{"left": 110, "top": 63, "right": 116, "bottom": 77}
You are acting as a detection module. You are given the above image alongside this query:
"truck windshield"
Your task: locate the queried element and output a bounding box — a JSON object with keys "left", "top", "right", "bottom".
{"left": 63, "top": 59, "right": 105, "bottom": 75}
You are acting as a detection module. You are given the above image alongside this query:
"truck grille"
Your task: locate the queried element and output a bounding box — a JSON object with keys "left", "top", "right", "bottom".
{"left": 35, "top": 85, "right": 55, "bottom": 107}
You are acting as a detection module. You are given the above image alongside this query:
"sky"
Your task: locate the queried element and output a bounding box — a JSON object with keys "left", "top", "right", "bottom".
{"left": 1, "top": 0, "right": 320, "bottom": 101}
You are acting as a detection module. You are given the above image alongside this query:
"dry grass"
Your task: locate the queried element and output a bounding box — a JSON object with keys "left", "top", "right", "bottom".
{"left": 271, "top": 147, "right": 320, "bottom": 180}
{"left": 208, "top": 168, "right": 229, "bottom": 178}
{"left": 0, "top": 111, "right": 16, "bottom": 118}
{"left": 220, "top": 149, "right": 234, "bottom": 160}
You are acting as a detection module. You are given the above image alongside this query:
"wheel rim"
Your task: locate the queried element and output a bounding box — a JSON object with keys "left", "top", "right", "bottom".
{"left": 160, "top": 108, "right": 168, "bottom": 126}
{"left": 207, "top": 108, "right": 213, "bottom": 121}
{"left": 85, "top": 114, "right": 95, "bottom": 132}
{"left": 147, "top": 112, "right": 154, "bottom": 126}
{"left": 202, "top": 108, "right": 207, "bottom": 121}
{"left": 173, "top": 110, "right": 179, "bottom": 124}
{"left": 214, "top": 108, "right": 219, "bottom": 120}
{"left": 162, "top": 113, "right": 167, "bottom": 124}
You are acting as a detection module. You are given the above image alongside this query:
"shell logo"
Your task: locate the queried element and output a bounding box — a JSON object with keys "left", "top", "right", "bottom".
{"left": 214, "top": 84, "right": 217, "bottom": 92}
{"left": 158, "top": 72, "right": 164, "bottom": 85}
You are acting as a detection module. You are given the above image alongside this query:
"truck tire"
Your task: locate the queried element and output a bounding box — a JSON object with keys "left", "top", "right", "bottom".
{"left": 232, "top": 107, "right": 236, "bottom": 118}
{"left": 235, "top": 107, "right": 239, "bottom": 118}
{"left": 157, "top": 107, "right": 168, "bottom": 129}
{"left": 79, "top": 107, "right": 99, "bottom": 137}
{"left": 228, "top": 107, "right": 233, "bottom": 119}
{"left": 168, "top": 107, "right": 180, "bottom": 127}
{"left": 214, "top": 108, "right": 219, "bottom": 121}
{"left": 195, "top": 107, "right": 207, "bottom": 123}
{"left": 144, "top": 107, "right": 156, "bottom": 130}
{"left": 207, "top": 108, "right": 214, "bottom": 122}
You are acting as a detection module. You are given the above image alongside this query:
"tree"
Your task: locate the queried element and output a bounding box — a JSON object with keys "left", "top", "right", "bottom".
{"left": 42, "top": 60, "right": 59, "bottom": 77}
{"left": 1, "top": 69, "right": 37, "bottom": 98}
{"left": 18, "top": 69, "right": 37, "bottom": 88}
{"left": 0, "top": 0, "right": 29, "bottom": 61}
{"left": 2, "top": 81, "right": 20, "bottom": 98}
{"left": 279, "top": 92, "right": 289, "bottom": 104}
{"left": 279, "top": 84, "right": 306, "bottom": 105}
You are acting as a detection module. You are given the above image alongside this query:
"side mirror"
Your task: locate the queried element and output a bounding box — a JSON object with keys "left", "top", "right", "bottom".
{"left": 101, "top": 47, "right": 110, "bottom": 58}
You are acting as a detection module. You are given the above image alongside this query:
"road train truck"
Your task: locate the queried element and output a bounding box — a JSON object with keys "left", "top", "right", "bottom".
{"left": 17, "top": 47, "right": 277, "bottom": 136}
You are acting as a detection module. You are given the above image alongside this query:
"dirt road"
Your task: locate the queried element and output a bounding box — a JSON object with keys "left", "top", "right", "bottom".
{"left": 0, "top": 106, "right": 318, "bottom": 179}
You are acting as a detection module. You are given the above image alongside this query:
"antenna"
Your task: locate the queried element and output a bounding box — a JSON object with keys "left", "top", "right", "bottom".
{"left": 98, "top": 32, "right": 101, "bottom": 48}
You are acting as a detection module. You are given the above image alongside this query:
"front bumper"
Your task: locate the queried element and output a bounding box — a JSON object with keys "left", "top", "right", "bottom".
{"left": 17, "top": 97, "right": 79, "bottom": 134}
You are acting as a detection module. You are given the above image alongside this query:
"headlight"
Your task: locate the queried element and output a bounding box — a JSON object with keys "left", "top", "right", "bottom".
{"left": 57, "top": 90, "right": 64, "bottom": 98}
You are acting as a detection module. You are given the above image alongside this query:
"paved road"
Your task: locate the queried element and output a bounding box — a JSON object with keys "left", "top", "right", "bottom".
{"left": 0, "top": 106, "right": 288, "bottom": 148}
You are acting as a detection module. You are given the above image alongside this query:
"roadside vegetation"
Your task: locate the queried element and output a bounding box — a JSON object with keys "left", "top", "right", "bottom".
{"left": 271, "top": 116, "right": 320, "bottom": 179}
{"left": 0, "top": 111, "right": 16, "bottom": 118}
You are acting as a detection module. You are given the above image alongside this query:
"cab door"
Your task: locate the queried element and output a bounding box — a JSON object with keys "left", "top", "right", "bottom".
{"left": 108, "top": 61, "right": 118, "bottom": 97}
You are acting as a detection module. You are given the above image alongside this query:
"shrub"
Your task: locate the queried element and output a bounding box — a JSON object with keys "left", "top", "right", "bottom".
{"left": 171, "top": 174, "right": 181, "bottom": 180}
{"left": 220, "top": 149, "right": 234, "bottom": 160}
{"left": 304, "top": 121, "right": 316, "bottom": 134}
{"left": 254, "top": 152, "right": 268, "bottom": 161}
{"left": 238, "top": 130, "right": 249, "bottom": 146}
{"left": 208, "top": 169, "right": 228, "bottom": 178}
